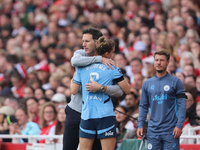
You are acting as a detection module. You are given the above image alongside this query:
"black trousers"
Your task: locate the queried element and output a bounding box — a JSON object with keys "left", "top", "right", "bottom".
{"left": 63, "top": 106, "right": 101, "bottom": 150}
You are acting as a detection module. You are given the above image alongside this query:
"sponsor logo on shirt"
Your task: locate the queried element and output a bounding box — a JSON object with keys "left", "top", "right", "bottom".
{"left": 105, "top": 131, "right": 114, "bottom": 136}
{"left": 150, "top": 85, "right": 155, "bottom": 90}
{"left": 86, "top": 95, "right": 102, "bottom": 101}
{"left": 152, "top": 94, "right": 167, "bottom": 104}
{"left": 172, "top": 143, "right": 176, "bottom": 148}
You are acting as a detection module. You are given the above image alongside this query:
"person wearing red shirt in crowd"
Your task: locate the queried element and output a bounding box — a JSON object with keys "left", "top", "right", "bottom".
{"left": 39, "top": 102, "right": 57, "bottom": 143}
{"left": 26, "top": 97, "right": 40, "bottom": 125}
{"left": 10, "top": 72, "right": 26, "bottom": 98}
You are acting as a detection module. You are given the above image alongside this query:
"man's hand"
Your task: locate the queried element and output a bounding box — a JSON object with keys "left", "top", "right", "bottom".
{"left": 137, "top": 128, "right": 144, "bottom": 138}
{"left": 85, "top": 80, "right": 101, "bottom": 92}
{"left": 173, "top": 127, "right": 182, "bottom": 139}
{"left": 102, "top": 57, "right": 116, "bottom": 70}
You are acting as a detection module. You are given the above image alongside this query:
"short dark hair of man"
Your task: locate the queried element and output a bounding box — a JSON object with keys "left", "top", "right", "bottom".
{"left": 82, "top": 27, "right": 103, "bottom": 40}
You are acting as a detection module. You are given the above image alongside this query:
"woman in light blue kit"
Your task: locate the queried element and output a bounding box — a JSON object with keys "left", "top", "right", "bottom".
{"left": 71, "top": 36, "right": 130, "bottom": 150}
{"left": 9, "top": 106, "right": 40, "bottom": 143}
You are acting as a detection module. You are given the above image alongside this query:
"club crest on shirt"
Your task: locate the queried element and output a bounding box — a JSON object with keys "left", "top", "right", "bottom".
{"left": 164, "top": 85, "right": 170, "bottom": 91}
{"left": 148, "top": 143, "right": 152, "bottom": 149}
{"left": 118, "top": 68, "right": 123, "bottom": 74}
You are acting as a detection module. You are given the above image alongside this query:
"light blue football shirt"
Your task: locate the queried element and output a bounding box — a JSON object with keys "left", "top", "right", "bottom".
{"left": 74, "top": 63, "right": 123, "bottom": 120}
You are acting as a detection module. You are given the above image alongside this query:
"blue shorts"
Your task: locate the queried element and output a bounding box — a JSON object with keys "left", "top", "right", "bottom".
{"left": 79, "top": 116, "right": 117, "bottom": 139}
{"left": 147, "top": 134, "right": 179, "bottom": 150}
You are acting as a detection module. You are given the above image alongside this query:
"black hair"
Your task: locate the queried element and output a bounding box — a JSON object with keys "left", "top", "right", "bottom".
{"left": 115, "top": 52, "right": 127, "bottom": 60}
{"left": 186, "top": 75, "right": 196, "bottom": 82}
{"left": 39, "top": 97, "right": 50, "bottom": 102}
{"left": 112, "top": 6, "right": 124, "bottom": 14}
{"left": 1, "top": 13, "right": 11, "bottom": 19}
{"left": 115, "top": 105, "right": 128, "bottom": 113}
{"left": 186, "top": 111, "right": 191, "bottom": 120}
{"left": 6, "top": 54, "right": 19, "bottom": 64}
{"left": 35, "top": 87, "right": 45, "bottom": 94}
{"left": 26, "top": 97, "right": 38, "bottom": 103}
{"left": 177, "top": 23, "right": 188, "bottom": 32}
{"left": 25, "top": 86, "right": 35, "bottom": 93}
{"left": 131, "top": 57, "right": 142, "bottom": 64}
{"left": 17, "top": 105, "right": 28, "bottom": 115}
{"left": 130, "top": 91, "right": 138, "bottom": 100}
{"left": 82, "top": 27, "right": 103, "bottom": 40}
{"left": 46, "top": 88, "right": 56, "bottom": 94}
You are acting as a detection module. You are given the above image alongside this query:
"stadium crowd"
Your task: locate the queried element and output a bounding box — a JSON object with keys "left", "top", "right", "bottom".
{"left": 0, "top": 0, "right": 200, "bottom": 147}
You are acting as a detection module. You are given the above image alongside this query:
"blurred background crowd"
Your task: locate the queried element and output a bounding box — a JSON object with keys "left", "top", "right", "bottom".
{"left": 0, "top": 0, "right": 200, "bottom": 146}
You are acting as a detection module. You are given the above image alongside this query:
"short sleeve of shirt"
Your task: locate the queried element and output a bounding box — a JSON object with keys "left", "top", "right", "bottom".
{"left": 112, "top": 67, "right": 124, "bottom": 83}
{"left": 73, "top": 68, "right": 82, "bottom": 85}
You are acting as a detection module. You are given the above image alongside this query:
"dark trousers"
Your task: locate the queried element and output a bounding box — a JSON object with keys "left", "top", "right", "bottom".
{"left": 63, "top": 106, "right": 101, "bottom": 150}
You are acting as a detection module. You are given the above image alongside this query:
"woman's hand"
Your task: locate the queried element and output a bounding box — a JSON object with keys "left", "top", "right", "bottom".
{"left": 9, "top": 123, "right": 21, "bottom": 134}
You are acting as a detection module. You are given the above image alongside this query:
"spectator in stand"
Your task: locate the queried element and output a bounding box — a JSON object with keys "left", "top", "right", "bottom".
{"left": 39, "top": 102, "right": 57, "bottom": 143}
{"left": 115, "top": 105, "right": 134, "bottom": 144}
{"left": 142, "top": 56, "right": 155, "bottom": 78}
{"left": 0, "top": 106, "right": 15, "bottom": 142}
{"left": 166, "top": 31, "right": 180, "bottom": 61}
{"left": 34, "top": 87, "right": 45, "bottom": 100}
{"left": 190, "top": 40, "right": 200, "bottom": 67}
{"left": 56, "top": 85, "right": 66, "bottom": 94}
{"left": 10, "top": 72, "right": 26, "bottom": 98}
{"left": 55, "top": 107, "right": 66, "bottom": 135}
{"left": 113, "top": 52, "right": 131, "bottom": 77}
{"left": 176, "top": 72, "right": 185, "bottom": 84}
{"left": 196, "top": 102, "right": 200, "bottom": 126}
{"left": 23, "top": 52, "right": 38, "bottom": 73}
{"left": 185, "top": 29, "right": 199, "bottom": 47}
{"left": 185, "top": 75, "right": 196, "bottom": 88}
{"left": 183, "top": 64, "right": 195, "bottom": 77}
{"left": 179, "top": 51, "right": 199, "bottom": 76}
{"left": 49, "top": 73, "right": 63, "bottom": 91}
{"left": 61, "top": 75, "right": 72, "bottom": 88}
{"left": 141, "top": 33, "right": 152, "bottom": 56}
{"left": 34, "top": 13, "right": 48, "bottom": 37}
{"left": 11, "top": 16, "right": 27, "bottom": 37}
{"left": 51, "top": 93, "right": 67, "bottom": 111}
{"left": 124, "top": 91, "right": 139, "bottom": 118}
{"left": 133, "top": 41, "right": 147, "bottom": 59}
{"left": 175, "top": 24, "right": 187, "bottom": 44}
{"left": 185, "top": 92, "right": 198, "bottom": 125}
{"left": 36, "top": 64, "right": 51, "bottom": 90}
{"left": 4, "top": 96, "right": 19, "bottom": 111}
{"left": 26, "top": 97, "right": 39, "bottom": 125}
{"left": 196, "top": 76, "right": 200, "bottom": 103}
{"left": 180, "top": 111, "right": 196, "bottom": 144}
{"left": 45, "top": 88, "right": 56, "bottom": 100}
{"left": 129, "top": 57, "right": 145, "bottom": 85}
{"left": 38, "top": 97, "right": 50, "bottom": 111}
{"left": 9, "top": 106, "right": 40, "bottom": 143}
{"left": 134, "top": 74, "right": 144, "bottom": 90}
{"left": 185, "top": 13, "right": 199, "bottom": 34}
{"left": 23, "top": 86, "right": 34, "bottom": 99}
{"left": 149, "top": 27, "right": 159, "bottom": 54}
{"left": 179, "top": 44, "right": 190, "bottom": 56}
